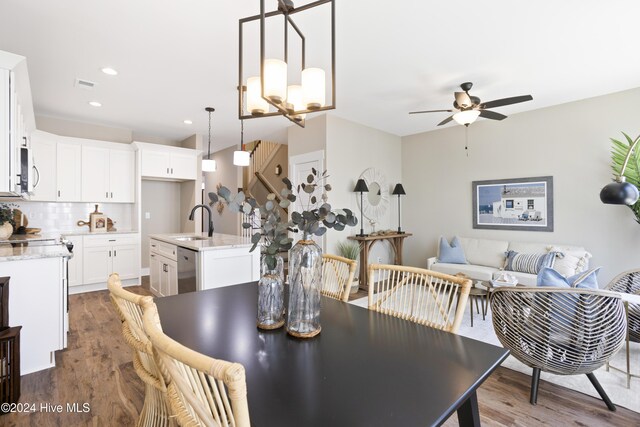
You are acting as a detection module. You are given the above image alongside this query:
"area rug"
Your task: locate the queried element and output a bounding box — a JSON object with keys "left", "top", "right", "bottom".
{"left": 349, "top": 296, "right": 640, "bottom": 413}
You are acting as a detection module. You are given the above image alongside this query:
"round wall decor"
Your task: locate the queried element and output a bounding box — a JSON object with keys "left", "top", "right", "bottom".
{"left": 356, "top": 168, "right": 389, "bottom": 222}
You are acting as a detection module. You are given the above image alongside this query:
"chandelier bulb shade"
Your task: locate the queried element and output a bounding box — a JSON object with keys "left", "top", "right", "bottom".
{"left": 453, "top": 110, "right": 480, "bottom": 126}
{"left": 202, "top": 158, "right": 217, "bottom": 172}
{"left": 264, "top": 58, "right": 288, "bottom": 104}
{"left": 247, "top": 76, "right": 269, "bottom": 115}
{"left": 203, "top": 106, "right": 216, "bottom": 173}
{"left": 233, "top": 150, "right": 251, "bottom": 166}
{"left": 302, "top": 67, "right": 326, "bottom": 110}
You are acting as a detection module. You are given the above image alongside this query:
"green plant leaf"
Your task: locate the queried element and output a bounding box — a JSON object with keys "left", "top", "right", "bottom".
{"left": 208, "top": 192, "right": 219, "bottom": 203}
{"left": 307, "top": 174, "right": 314, "bottom": 183}
{"left": 251, "top": 233, "right": 261, "bottom": 244}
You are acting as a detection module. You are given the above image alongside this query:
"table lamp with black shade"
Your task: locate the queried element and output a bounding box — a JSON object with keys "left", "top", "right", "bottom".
{"left": 392, "top": 183, "right": 406, "bottom": 234}
{"left": 353, "top": 179, "right": 369, "bottom": 237}
{"left": 600, "top": 133, "right": 640, "bottom": 205}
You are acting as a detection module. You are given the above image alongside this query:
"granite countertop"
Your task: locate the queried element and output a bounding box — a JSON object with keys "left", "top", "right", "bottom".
{"left": 149, "top": 232, "right": 253, "bottom": 252}
{"left": 0, "top": 243, "right": 72, "bottom": 262}
{"left": 61, "top": 229, "right": 139, "bottom": 236}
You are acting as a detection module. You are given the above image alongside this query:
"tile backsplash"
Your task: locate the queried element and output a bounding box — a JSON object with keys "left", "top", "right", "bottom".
{"left": 12, "top": 202, "right": 134, "bottom": 233}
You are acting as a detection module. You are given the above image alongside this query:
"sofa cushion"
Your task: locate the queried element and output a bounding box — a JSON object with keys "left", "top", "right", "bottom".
{"left": 438, "top": 236, "right": 467, "bottom": 264}
{"left": 508, "top": 241, "right": 587, "bottom": 255}
{"left": 537, "top": 267, "right": 600, "bottom": 289}
{"left": 430, "top": 263, "right": 497, "bottom": 281}
{"left": 458, "top": 237, "right": 509, "bottom": 269}
{"left": 548, "top": 246, "right": 592, "bottom": 276}
{"left": 492, "top": 270, "right": 537, "bottom": 286}
{"left": 504, "top": 250, "right": 556, "bottom": 275}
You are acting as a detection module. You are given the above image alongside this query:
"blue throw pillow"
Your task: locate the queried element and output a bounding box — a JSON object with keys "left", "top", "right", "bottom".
{"left": 438, "top": 236, "right": 467, "bottom": 264}
{"left": 537, "top": 267, "right": 600, "bottom": 289}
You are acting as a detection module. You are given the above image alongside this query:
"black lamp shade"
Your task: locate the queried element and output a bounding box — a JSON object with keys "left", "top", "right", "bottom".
{"left": 392, "top": 183, "right": 406, "bottom": 196}
{"left": 600, "top": 181, "right": 640, "bottom": 205}
{"left": 353, "top": 179, "right": 369, "bottom": 193}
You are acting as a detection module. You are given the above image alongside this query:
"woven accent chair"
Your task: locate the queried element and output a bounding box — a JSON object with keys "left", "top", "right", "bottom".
{"left": 141, "top": 298, "right": 251, "bottom": 427}
{"left": 491, "top": 287, "right": 626, "bottom": 411}
{"left": 107, "top": 273, "right": 174, "bottom": 427}
{"left": 367, "top": 264, "right": 472, "bottom": 334}
{"left": 321, "top": 254, "right": 357, "bottom": 302}
{"left": 605, "top": 269, "right": 640, "bottom": 387}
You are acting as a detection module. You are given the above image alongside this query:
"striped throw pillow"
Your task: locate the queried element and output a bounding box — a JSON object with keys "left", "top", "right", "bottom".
{"left": 504, "top": 250, "right": 556, "bottom": 275}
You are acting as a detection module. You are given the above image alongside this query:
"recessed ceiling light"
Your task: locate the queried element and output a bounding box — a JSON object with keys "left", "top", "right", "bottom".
{"left": 183, "top": 119, "right": 193, "bottom": 125}
{"left": 101, "top": 67, "right": 118, "bottom": 76}
{"left": 88, "top": 101, "right": 102, "bottom": 107}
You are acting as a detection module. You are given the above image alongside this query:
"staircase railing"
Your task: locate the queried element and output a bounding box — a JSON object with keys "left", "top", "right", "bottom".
{"left": 247, "top": 140, "right": 280, "bottom": 184}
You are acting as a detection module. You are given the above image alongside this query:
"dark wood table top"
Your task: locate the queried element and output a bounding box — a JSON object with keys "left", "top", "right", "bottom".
{"left": 156, "top": 283, "right": 509, "bottom": 427}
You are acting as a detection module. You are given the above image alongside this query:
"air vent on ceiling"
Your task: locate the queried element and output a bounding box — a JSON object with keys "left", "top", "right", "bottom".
{"left": 75, "top": 78, "right": 96, "bottom": 90}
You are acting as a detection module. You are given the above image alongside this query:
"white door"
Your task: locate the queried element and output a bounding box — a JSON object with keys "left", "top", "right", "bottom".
{"left": 140, "top": 150, "right": 170, "bottom": 178}
{"left": 57, "top": 142, "right": 82, "bottom": 201}
{"left": 112, "top": 244, "right": 139, "bottom": 280}
{"left": 149, "top": 253, "right": 162, "bottom": 295}
{"left": 81, "top": 146, "right": 110, "bottom": 202}
{"left": 159, "top": 260, "right": 170, "bottom": 297}
{"left": 67, "top": 236, "right": 84, "bottom": 287}
{"left": 82, "top": 246, "right": 111, "bottom": 284}
{"left": 109, "top": 150, "right": 135, "bottom": 202}
{"left": 289, "top": 150, "right": 325, "bottom": 249}
{"left": 30, "top": 131, "right": 57, "bottom": 201}
{"left": 170, "top": 153, "right": 197, "bottom": 180}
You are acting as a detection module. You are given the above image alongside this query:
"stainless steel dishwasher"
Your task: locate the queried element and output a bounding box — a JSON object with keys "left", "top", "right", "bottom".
{"left": 177, "top": 247, "right": 198, "bottom": 294}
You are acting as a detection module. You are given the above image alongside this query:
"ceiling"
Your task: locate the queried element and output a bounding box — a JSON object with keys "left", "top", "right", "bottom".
{"left": 1, "top": 0, "right": 639, "bottom": 151}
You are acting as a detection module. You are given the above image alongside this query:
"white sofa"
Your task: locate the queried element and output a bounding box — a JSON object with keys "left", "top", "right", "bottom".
{"left": 427, "top": 237, "right": 590, "bottom": 286}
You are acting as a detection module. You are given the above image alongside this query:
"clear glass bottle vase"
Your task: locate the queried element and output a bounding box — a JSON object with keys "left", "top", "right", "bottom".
{"left": 257, "top": 255, "right": 285, "bottom": 330}
{"left": 286, "top": 239, "right": 322, "bottom": 338}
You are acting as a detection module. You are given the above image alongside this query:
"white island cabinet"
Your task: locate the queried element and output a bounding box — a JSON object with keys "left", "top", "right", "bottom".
{"left": 149, "top": 233, "right": 259, "bottom": 296}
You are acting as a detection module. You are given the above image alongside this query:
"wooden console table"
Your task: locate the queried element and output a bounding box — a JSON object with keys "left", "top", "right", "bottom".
{"left": 348, "top": 233, "right": 412, "bottom": 291}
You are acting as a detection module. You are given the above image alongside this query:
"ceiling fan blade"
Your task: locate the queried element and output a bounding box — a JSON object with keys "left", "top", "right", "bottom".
{"left": 479, "top": 110, "right": 507, "bottom": 121}
{"left": 455, "top": 91, "right": 472, "bottom": 108}
{"left": 481, "top": 95, "right": 533, "bottom": 109}
{"left": 437, "top": 115, "right": 454, "bottom": 126}
{"left": 409, "top": 109, "right": 453, "bottom": 115}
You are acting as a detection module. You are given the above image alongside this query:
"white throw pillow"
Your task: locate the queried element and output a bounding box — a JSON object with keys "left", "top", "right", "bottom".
{"left": 547, "top": 246, "right": 592, "bottom": 277}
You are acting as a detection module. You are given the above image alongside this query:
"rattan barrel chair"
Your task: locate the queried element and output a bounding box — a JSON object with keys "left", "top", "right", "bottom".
{"left": 490, "top": 287, "right": 627, "bottom": 411}
{"left": 367, "top": 264, "right": 472, "bottom": 334}
{"left": 321, "top": 254, "right": 357, "bottom": 302}
{"left": 107, "top": 273, "right": 174, "bottom": 427}
{"left": 141, "top": 298, "right": 251, "bottom": 427}
{"left": 605, "top": 268, "right": 640, "bottom": 388}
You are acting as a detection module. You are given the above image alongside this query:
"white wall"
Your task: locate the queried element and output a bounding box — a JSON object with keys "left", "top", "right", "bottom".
{"left": 203, "top": 145, "right": 243, "bottom": 235}
{"left": 401, "top": 87, "right": 640, "bottom": 285}
{"left": 140, "top": 181, "right": 182, "bottom": 268}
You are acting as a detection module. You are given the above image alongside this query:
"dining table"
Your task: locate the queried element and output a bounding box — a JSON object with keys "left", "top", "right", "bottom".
{"left": 155, "top": 282, "right": 509, "bottom": 426}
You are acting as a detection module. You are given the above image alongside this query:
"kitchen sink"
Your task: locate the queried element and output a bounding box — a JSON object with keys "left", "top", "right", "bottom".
{"left": 174, "top": 236, "right": 209, "bottom": 241}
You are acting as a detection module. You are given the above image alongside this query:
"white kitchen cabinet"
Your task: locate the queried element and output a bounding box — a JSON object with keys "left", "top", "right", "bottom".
{"left": 81, "top": 146, "right": 135, "bottom": 203}
{"left": 83, "top": 234, "right": 140, "bottom": 284}
{"left": 149, "top": 238, "right": 178, "bottom": 296}
{"left": 56, "top": 142, "right": 82, "bottom": 201}
{"left": 111, "top": 244, "right": 139, "bottom": 279}
{"left": 66, "top": 235, "right": 84, "bottom": 287}
{"left": 30, "top": 131, "right": 57, "bottom": 201}
{"left": 83, "top": 246, "right": 112, "bottom": 284}
{"left": 137, "top": 142, "right": 197, "bottom": 181}
{"left": 149, "top": 253, "right": 162, "bottom": 295}
{"left": 159, "top": 258, "right": 178, "bottom": 297}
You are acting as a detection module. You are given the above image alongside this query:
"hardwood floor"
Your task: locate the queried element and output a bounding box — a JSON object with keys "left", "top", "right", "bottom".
{"left": 3, "top": 286, "right": 639, "bottom": 426}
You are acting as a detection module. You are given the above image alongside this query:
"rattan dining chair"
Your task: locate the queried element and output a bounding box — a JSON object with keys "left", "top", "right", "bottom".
{"left": 367, "top": 264, "right": 472, "bottom": 334}
{"left": 141, "top": 298, "right": 251, "bottom": 427}
{"left": 605, "top": 268, "right": 640, "bottom": 388}
{"left": 322, "top": 254, "right": 357, "bottom": 302}
{"left": 491, "top": 287, "right": 626, "bottom": 411}
{"left": 107, "top": 273, "right": 174, "bottom": 427}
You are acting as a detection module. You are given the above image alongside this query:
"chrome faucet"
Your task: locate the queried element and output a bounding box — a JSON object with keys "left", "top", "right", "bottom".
{"left": 188, "top": 204, "right": 214, "bottom": 237}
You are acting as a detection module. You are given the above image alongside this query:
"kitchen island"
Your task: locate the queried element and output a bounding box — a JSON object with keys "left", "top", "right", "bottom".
{"left": 0, "top": 242, "right": 71, "bottom": 374}
{"left": 148, "top": 233, "right": 259, "bottom": 296}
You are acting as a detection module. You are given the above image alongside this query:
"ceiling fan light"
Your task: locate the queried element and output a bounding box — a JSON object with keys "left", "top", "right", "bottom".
{"left": 453, "top": 110, "right": 480, "bottom": 125}
{"left": 233, "top": 150, "right": 250, "bottom": 167}
{"left": 302, "top": 68, "right": 325, "bottom": 110}
{"left": 247, "top": 76, "right": 269, "bottom": 115}
{"left": 263, "top": 59, "right": 288, "bottom": 104}
{"left": 202, "top": 158, "right": 216, "bottom": 172}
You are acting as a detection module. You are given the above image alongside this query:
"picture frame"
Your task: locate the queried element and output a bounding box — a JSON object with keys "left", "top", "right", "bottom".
{"left": 472, "top": 176, "right": 554, "bottom": 232}
{"left": 90, "top": 213, "right": 108, "bottom": 233}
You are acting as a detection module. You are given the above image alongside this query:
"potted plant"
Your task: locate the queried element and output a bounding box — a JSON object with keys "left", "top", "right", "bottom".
{"left": 0, "top": 204, "right": 16, "bottom": 240}
{"left": 337, "top": 240, "right": 361, "bottom": 294}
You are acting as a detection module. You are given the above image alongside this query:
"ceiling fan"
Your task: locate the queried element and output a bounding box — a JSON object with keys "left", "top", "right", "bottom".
{"left": 409, "top": 82, "right": 533, "bottom": 126}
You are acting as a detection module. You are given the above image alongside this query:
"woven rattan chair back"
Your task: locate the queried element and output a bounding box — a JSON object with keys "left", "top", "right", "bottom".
{"left": 367, "top": 264, "right": 471, "bottom": 334}
{"left": 606, "top": 269, "right": 640, "bottom": 342}
{"left": 107, "top": 273, "right": 174, "bottom": 426}
{"left": 321, "top": 254, "right": 357, "bottom": 302}
{"left": 491, "top": 287, "right": 626, "bottom": 410}
{"left": 142, "top": 299, "right": 251, "bottom": 427}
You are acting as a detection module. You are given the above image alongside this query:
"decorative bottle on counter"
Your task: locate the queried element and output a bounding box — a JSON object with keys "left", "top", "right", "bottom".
{"left": 286, "top": 239, "right": 322, "bottom": 338}
{"left": 257, "top": 255, "right": 285, "bottom": 330}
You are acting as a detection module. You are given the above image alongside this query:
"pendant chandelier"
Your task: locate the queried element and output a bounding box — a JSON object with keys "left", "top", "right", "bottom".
{"left": 238, "top": 0, "right": 336, "bottom": 128}
{"left": 234, "top": 115, "right": 250, "bottom": 166}
{"left": 202, "top": 107, "right": 217, "bottom": 172}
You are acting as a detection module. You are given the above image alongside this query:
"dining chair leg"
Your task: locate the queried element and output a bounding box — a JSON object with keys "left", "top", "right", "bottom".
{"left": 469, "top": 296, "right": 474, "bottom": 327}
{"left": 530, "top": 368, "right": 541, "bottom": 405}
{"left": 586, "top": 373, "right": 616, "bottom": 411}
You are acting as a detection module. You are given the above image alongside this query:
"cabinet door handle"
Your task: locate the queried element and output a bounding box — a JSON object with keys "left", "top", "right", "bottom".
{"left": 106, "top": 191, "right": 109, "bottom": 198}
{"left": 110, "top": 192, "right": 113, "bottom": 198}
{"left": 151, "top": 244, "right": 156, "bottom": 248}
{"left": 109, "top": 239, "right": 116, "bottom": 242}
{"left": 109, "top": 250, "right": 112, "bottom": 257}
{"left": 171, "top": 168, "right": 173, "bottom": 174}
{"left": 151, "top": 254, "right": 155, "bottom": 258}
{"left": 114, "top": 250, "right": 117, "bottom": 257}
{"left": 166, "top": 167, "right": 169, "bottom": 174}
{"left": 58, "top": 190, "right": 61, "bottom": 197}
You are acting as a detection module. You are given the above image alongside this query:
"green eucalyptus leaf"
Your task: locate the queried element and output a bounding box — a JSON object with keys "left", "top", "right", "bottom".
{"left": 218, "top": 186, "right": 231, "bottom": 200}
{"left": 314, "top": 227, "right": 327, "bottom": 236}
{"left": 311, "top": 196, "right": 317, "bottom": 204}
{"left": 265, "top": 255, "right": 277, "bottom": 271}
{"left": 324, "top": 184, "right": 332, "bottom": 191}
{"left": 249, "top": 242, "right": 259, "bottom": 252}
{"left": 325, "top": 212, "right": 336, "bottom": 223}
{"left": 283, "top": 177, "right": 292, "bottom": 190}
{"left": 242, "top": 203, "right": 253, "bottom": 214}
{"left": 242, "top": 222, "right": 252, "bottom": 229}
{"left": 291, "top": 212, "right": 302, "bottom": 223}
{"left": 251, "top": 233, "right": 261, "bottom": 244}
{"left": 304, "top": 185, "right": 315, "bottom": 194}
{"left": 333, "top": 223, "right": 345, "bottom": 231}
{"left": 265, "top": 200, "right": 274, "bottom": 211}
{"left": 267, "top": 193, "right": 276, "bottom": 201}
{"left": 279, "top": 199, "right": 290, "bottom": 208}
{"left": 208, "top": 192, "right": 219, "bottom": 203}
{"left": 307, "top": 174, "right": 314, "bottom": 183}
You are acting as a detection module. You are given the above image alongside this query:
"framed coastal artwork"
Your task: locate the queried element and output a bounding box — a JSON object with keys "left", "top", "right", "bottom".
{"left": 472, "top": 176, "right": 554, "bottom": 232}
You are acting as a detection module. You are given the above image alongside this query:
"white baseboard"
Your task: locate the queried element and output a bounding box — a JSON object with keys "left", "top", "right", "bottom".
{"left": 140, "top": 267, "right": 150, "bottom": 276}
